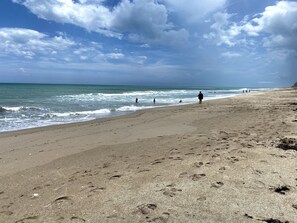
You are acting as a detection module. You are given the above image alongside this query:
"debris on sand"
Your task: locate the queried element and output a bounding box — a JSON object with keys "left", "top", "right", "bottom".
{"left": 273, "top": 185, "right": 290, "bottom": 195}
{"left": 277, "top": 138, "right": 297, "bottom": 151}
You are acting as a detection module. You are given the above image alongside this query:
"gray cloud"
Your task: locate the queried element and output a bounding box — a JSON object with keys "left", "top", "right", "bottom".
{"left": 111, "top": 0, "right": 189, "bottom": 46}
{"left": 162, "top": 0, "right": 227, "bottom": 23}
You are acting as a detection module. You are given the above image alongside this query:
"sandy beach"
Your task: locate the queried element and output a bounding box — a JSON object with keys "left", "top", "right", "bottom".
{"left": 0, "top": 88, "right": 297, "bottom": 223}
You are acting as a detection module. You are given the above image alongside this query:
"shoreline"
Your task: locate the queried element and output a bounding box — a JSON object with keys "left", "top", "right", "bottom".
{"left": 0, "top": 88, "right": 296, "bottom": 222}
{"left": 0, "top": 90, "right": 264, "bottom": 135}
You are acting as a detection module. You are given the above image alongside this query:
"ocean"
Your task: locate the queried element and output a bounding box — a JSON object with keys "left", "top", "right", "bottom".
{"left": 0, "top": 83, "right": 268, "bottom": 132}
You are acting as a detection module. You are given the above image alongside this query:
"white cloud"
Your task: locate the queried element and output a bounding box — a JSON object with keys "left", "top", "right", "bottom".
{"left": 13, "top": 0, "right": 189, "bottom": 46}
{"left": 0, "top": 28, "right": 153, "bottom": 66}
{"left": 19, "top": 67, "right": 26, "bottom": 73}
{"left": 243, "top": 1, "right": 297, "bottom": 51}
{"left": 0, "top": 28, "right": 75, "bottom": 59}
{"left": 140, "top": 43, "right": 150, "bottom": 48}
{"left": 135, "top": 55, "right": 147, "bottom": 64}
{"left": 12, "top": 0, "right": 119, "bottom": 37}
{"left": 221, "top": 51, "right": 241, "bottom": 58}
{"left": 206, "top": 1, "right": 297, "bottom": 51}
{"left": 106, "top": 53, "right": 125, "bottom": 60}
{"left": 204, "top": 12, "right": 242, "bottom": 46}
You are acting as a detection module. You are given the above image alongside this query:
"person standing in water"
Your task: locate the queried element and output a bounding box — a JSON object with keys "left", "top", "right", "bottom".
{"left": 198, "top": 91, "right": 203, "bottom": 104}
{"left": 153, "top": 98, "right": 156, "bottom": 104}
{"left": 135, "top": 98, "right": 138, "bottom": 103}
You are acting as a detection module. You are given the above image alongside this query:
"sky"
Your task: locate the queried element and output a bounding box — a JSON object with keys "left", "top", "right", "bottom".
{"left": 0, "top": 0, "right": 296, "bottom": 87}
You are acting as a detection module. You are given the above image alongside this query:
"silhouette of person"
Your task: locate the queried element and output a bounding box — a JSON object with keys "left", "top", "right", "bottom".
{"left": 153, "top": 98, "right": 156, "bottom": 104}
{"left": 135, "top": 98, "right": 138, "bottom": 103}
{"left": 198, "top": 91, "right": 203, "bottom": 104}
{"left": 179, "top": 100, "right": 182, "bottom": 103}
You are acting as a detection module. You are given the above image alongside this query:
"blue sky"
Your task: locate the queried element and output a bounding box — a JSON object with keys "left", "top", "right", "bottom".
{"left": 0, "top": 0, "right": 296, "bottom": 87}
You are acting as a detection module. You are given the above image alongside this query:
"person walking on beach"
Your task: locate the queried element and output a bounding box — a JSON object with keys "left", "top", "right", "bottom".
{"left": 198, "top": 91, "right": 203, "bottom": 104}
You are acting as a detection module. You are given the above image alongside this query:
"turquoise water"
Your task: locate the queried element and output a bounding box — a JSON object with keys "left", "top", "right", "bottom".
{"left": 0, "top": 83, "right": 265, "bottom": 132}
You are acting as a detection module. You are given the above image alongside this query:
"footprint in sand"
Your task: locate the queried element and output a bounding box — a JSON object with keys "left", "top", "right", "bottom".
{"left": 135, "top": 203, "right": 170, "bottom": 222}
{"left": 137, "top": 203, "right": 157, "bottom": 215}
{"left": 197, "top": 196, "right": 207, "bottom": 202}
{"left": 162, "top": 188, "right": 178, "bottom": 197}
{"left": 226, "top": 156, "right": 240, "bottom": 163}
{"left": 191, "top": 174, "right": 206, "bottom": 181}
{"left": 138, "top": 169, "right": 151, "bottom": 173}
{"left": 55, "top": 216, "right": 65, "bottom": 222}
{"left": 212, "top": 154, "right": 220, "bottom": 158}
{"left": 219, "top": 167, "right": 226, "bottom": 172}
{"left": 152, "top": 158, "right": 165, "bottom": 165}
{"left": 211, "top": 181, "right": 224, "bottom": 188}
{"left": 253, "top": 169, "right": 263, "bottom": 175}
{"left": 150, "top": 213, "right": 170, "bottom": 223}
{"left": 80, "top": 182, "right": 106, "bottom": 195}
{"left": 169, "top": 148, "right": 180, "bottom": 155}
{"left": 172, "top": 157, "right": 183, "bottom": 161}
{"left": 32, "top": 186, "right": 42, "bottom": 191}
{"left": 52, "top": 196, "right": 73, "bottom": 207}
{"left": 161, "top": 184, "right": 182, "bottom": 197}
{"left": 178, "top": 172, "right": 188, "bottom": 178}
{"left": 1, "top": 202, "right": 13, "bottom": 209}
{"left": 15, "top": 216, "right": 39, "bottom": 223}
{"left": 0, "top": 210, "right": 13, "bottom": 216}
{"left": 185, "top": 152, "right": 195, "bottom": 156}
{"left": 68, "top": 175, "right": 78, "bottom": 182}
{"left": 194, "top": 162, "right": 203, "bottom": 168}
{"left": 205, "top": 162, "right": 213, "bottom": 167}
{"left": 109, "top": 174, "right": 122, "bottom": 180}
{"left": 102, "top": 162, "right": 110, "bottom": 168}
{"left": 70, "top": 216, "right": 86, "bottom": 222}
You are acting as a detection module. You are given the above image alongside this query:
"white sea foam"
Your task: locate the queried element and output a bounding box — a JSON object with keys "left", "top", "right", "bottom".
{"left": 116, "top": 105, "right": 152, "bottom": 112}
{"left": 2, "top": 106, "right": 23, "bottom": 112}
{"left": 50, "top": 109, "right": 111, "bottom": 117}
{"left": 2, "top": 106, "right": 43, "bottom": 112}
{"left": 56, "top": 90, "right": 199, "bottom": 102}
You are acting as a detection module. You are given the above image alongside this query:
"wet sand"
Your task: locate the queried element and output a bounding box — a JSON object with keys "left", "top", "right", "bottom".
{"left": 0, "top": 88, "right": 297, "bottom": 223}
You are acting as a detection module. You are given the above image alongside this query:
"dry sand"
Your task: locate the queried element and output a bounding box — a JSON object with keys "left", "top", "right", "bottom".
{"left": 0, "top": 88, "right": 297, "bottom": 223}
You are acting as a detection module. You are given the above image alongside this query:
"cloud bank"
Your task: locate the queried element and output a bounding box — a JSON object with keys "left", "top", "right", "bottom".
{"left": 206, "top": 1, "right": 297, "bottom": 52}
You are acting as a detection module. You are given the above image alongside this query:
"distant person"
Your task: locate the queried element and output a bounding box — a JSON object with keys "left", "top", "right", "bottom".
{"left": 246, "top": 90, "right": 248, "bottom": 93}
{"left": 249, "top": 89, "right": 251, "bottom": 93}
{"left": 135, "top": 98, "right": 138, "bottom": 103}
{"left": 198, "top": 91, "right": 204, "bottom": 104}
{"left": 243, "top": 90, "right": 245, "bottom": 93}
{"left": 153, "top": 98, "right": 156, "bottom": 104}
{"left": 179, "top": 100, "right": 182, "bottom": 103}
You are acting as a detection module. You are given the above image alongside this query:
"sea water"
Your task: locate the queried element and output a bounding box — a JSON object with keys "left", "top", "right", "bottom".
{"left": 0, "top": 83, "right": 268, "bottom": 132}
